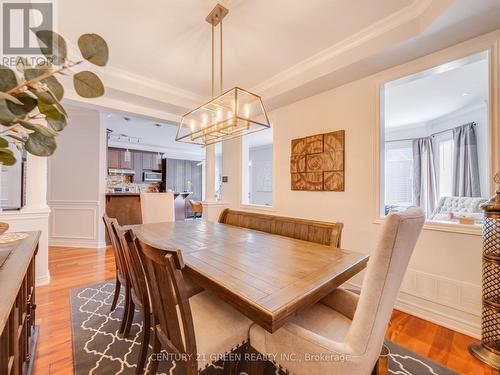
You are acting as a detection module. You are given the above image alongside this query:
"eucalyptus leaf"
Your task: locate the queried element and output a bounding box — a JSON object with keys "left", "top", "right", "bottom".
{"left": 0, "top": 148, "right": 16, "bottom": 166}
{"left": 6, "top": 92, "right": 37, "bottom": 116}
{"left": 78, "top": 34, "right": 109, "bottom": 67}
{"left": 24, "top": 131, "right": 56, "bottom": 156}
{"left": 0, "top": 99, "right": 16, "bottom": 123}
{"left": 0, "top": 137, "right": 8, "bottom": 148}
{"left": 43, "top": 76, "right": 64, "bottom": 101}
{"left": 29, "top": 87, "right": 59, "bottom": 104}
{"left": 35, "top": 30, "right": 67, "bottom": 66}
{"left": 38, "top": 101, "right": 67, "bottom": 131}
{"left": 24, "top": 67, "right": 47, "bottom": 80}
{"left": 0, "top": 92, "right": 23, "bottom": 105}
{"left": 7, "top": 134, "right": 25, "bottom": 143}
{"left": 19, "top": 120, "right": 58, "bottom": 137}
{"left": 0, "top": 65, "right": 19, "bottom": 92}
{"left": 73, "top": 71, "right": 104, "bottom": 98}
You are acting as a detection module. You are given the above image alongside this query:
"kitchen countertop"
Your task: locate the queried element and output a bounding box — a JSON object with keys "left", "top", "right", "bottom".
{"left": 106, "top": 192, "right": 193, "bottom": 197}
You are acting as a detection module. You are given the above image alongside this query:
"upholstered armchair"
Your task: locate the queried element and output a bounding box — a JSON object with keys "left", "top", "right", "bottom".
{"left": 250, "top": 207, "right": 425, "bottom": 375}
{"left": 431, "top": 196, "right": 486, "bottom": 222}
{"left": 140, "top": 192, "right": 175, "bottom": 224}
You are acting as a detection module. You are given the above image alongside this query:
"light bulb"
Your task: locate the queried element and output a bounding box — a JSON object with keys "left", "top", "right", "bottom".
{"left": 190, "top": 120, "right": 195, "bottom": 131}
{"left": 215, "top": 107, "right": 223, "bottom": 121}
{"left": 244, "top": 104, "right": 250, "bottom": 118}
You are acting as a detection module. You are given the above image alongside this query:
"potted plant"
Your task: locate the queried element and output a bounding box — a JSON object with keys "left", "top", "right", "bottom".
{"left": 0, "top": 31, "right": 109, "bottom": 234}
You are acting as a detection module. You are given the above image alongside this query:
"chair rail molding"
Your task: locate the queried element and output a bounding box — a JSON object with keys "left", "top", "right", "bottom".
{"left": 345, "top": 267, "right": 481, "bottom": 338}
{"left": 49, "top": 200, "right": 106, "bottom": 249}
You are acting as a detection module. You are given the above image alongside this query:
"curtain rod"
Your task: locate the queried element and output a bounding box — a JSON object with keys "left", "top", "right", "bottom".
{"left": 385, "top": 122, "right": 476, "bottom": 143}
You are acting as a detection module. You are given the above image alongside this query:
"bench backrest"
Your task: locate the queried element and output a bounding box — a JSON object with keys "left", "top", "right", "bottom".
{"left": 218, "top": 209, "right": 343, "bottom": 247}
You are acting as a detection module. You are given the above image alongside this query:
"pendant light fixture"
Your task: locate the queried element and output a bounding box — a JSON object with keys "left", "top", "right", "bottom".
{"left": 176, "top": 3, "right": 271, "bottom": 146}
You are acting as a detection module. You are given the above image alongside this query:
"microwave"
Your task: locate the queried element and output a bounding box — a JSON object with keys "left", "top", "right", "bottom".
{"left": 143, "top": 171, "right": 162, "bottom": 182}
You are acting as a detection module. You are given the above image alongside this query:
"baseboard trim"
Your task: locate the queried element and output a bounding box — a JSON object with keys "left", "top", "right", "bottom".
{"left": 49, "top": 239, "right": 107, "bottom": 249}
{"left": 394, "top": 297, "right": 480, "bottom": 339}
{"left": 344, "top": 281, "right": 481, "bottom": 339}
{"left": 36, "top": 273, "right": 50, "bottom": 286}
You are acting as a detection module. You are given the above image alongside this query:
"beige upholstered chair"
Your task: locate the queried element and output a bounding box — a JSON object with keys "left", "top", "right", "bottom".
{"left": 249, "top": 207, "right": 425, "bottom": 375}
{"left": 140, "top": 192, "right": 175, "bottom": 224}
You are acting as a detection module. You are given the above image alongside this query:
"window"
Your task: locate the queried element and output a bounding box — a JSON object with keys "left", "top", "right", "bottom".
{"left": 380, "top": 52, "right": 489, "bottom": 225}
{"left": 384, "top": 141, "right": 413, "bottom": 212}
{"left": 241, "top": 129, "right": 273, "bottom": 206}
{"left": 436, "top": 135, "right": 453, "bottom": 198}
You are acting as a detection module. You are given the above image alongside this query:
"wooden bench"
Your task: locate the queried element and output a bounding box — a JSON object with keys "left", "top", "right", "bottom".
{"left": 218, "top": 209, "right": 343, "bottom": 247}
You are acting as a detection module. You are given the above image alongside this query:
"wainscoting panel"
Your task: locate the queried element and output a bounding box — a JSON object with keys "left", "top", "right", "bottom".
{"left": 49, "top": 200, "right": 105, "bottom": 248}
{"left": 345, "top": 268, "right": 481, "bottom": 338}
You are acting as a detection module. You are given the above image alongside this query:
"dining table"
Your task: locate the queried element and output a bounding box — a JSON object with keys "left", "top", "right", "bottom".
{"left": 133, "top": 219, "right": 369, "bottom": 333}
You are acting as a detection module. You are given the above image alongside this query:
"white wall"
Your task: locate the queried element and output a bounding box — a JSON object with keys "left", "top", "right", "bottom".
{"left": 219, "top": 31, "right": 500, "bottom": 338}
{"left": 48, "top": 109, "right": 107, "bottom": 248}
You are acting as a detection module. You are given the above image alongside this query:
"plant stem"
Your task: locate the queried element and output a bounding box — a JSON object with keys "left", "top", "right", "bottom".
{"left": 6, "top": 60, "right": 84, "bottom": 95}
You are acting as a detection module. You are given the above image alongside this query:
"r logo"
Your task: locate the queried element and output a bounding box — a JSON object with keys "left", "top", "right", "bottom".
{"left": 2, "top": 2, "right": 53, "bottom": 54}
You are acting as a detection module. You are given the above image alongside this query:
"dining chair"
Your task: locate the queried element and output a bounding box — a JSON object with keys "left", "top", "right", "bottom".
{"left": 188, "top": 198, "right": 203, "bottom": 218}
{"left": 140, "top": 192, "right": 175, "bottom": 224}
{"left": 102, "top": 214, "right": 131, "bottom": 335}
{"left": 249, "top": 207, "right": 425, "bottom": 375}
{"left": 135, "top": 234, "right": 253, "bottom": 375}
{"left": 114, "top": 225, "right": 151, "bottom": 374}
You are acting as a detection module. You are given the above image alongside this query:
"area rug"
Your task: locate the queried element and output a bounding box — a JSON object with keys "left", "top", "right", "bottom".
{"left": 70, "top": 281, "right": 459, "bottom": 375}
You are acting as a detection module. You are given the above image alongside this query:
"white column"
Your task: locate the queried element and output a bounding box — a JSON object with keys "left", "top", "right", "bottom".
{"left": 0, "top": 154, "right": 51, "bottom": 285}
{"left": 204, "top": 144, "right": 216, "bottom": 203}
{"left": 24, "top": 154, "right": 49, "bottom": 210}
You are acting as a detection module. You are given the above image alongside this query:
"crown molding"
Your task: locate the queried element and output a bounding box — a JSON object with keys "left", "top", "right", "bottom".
{"left": 100, "top": 66, "right": 206, "bottom": 107}
{"left": 251, "top": 0, "right": 453, "bottom": 101}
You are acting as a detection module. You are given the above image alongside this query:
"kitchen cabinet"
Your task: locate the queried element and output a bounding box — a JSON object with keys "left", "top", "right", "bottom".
{"left": 142, "top": 152, "right": 161, "bottom": 171}
{"left": 120, "top": 150, "right": 132, "bottom": 169}
{"left": 108, "top": 148, "right": 132, "bottom": 169}
{"left": 108, "top": 148, "right": 121, "bottom": 169}
{"left": 133, "top": 151, "right": 143, "bottom": 182}
{"left": 142, "top": 152, "right": 153, "bottom": 170}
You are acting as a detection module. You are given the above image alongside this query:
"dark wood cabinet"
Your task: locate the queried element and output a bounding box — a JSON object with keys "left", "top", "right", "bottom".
{"left": 108, "top": 148, "right": 133, "bottom": 170}
{"left": 120, "top": 151, "right": 132, "bottom": 170}
{"left": 108, "top": 148, "right": 121, "bottom": 169}
{"left": 0, "top": 232, "right": 40, "bottom": 375}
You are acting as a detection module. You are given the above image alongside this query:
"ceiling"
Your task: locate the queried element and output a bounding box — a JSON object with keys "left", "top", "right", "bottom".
{"left": 58, "top": 0, "right": 412, "bottom": 97}
{"left": 384, "top": 55, "right": 488, "bottom": 128}
{"left": 105, "top": 113, "right": 205, "bottom": 159}
{"left": 57, "top": 0, "right": 500, "bottom": 123}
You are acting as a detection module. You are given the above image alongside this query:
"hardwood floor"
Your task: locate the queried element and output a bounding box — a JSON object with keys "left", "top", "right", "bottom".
{"left": 34, "top": 246, "right": 498, "bottom": 375}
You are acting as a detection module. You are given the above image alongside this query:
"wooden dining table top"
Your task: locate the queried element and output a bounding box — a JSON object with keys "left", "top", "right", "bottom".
{"left": 133, "top": 219, "right": 369, "bottom": 333}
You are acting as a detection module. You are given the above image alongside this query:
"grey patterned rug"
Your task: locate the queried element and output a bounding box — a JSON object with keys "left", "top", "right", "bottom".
{"left": 70, "top": 281, "right": 458, "bottom": 375}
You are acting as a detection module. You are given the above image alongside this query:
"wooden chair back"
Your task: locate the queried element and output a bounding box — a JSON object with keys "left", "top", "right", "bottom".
{"left": 218, "top": 209, "right": 343, "bottom": 247}
{"left": 103, "top": 214, "right": 128, "bottom": 282}
{"left": 135, "top": 235, "right": 198, "bottom": 374}
{"left": 188, "top": 199, "right": 203, "bottom": 214}
{"left": 114, "top": 225, "right": 149, "bottom": 307}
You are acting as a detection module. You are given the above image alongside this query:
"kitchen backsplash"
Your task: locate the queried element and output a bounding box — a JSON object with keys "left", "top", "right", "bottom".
{"left": 106, "top": 174, "right": 160, "bottom": 193}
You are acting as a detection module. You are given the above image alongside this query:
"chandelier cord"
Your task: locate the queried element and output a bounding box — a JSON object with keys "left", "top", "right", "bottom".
{"left": 211, "top": 24, "right": 214, "bottom": 99}
{"left": 220, "top": 19, "right": 223, "bottom": 95}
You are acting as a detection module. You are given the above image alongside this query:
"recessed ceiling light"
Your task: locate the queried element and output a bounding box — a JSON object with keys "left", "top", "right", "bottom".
{"left": 462, "top": 91, "right": 470, "bottom": 97}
